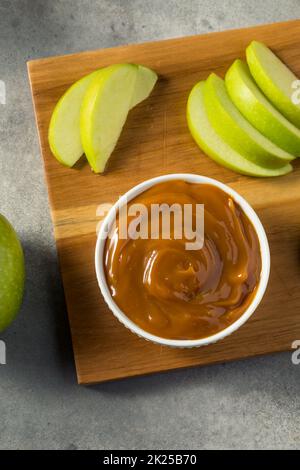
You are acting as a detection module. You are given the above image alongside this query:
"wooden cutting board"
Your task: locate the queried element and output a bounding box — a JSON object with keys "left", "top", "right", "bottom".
{"left": 27, "top": 20, "right": 300, "bottom": 384}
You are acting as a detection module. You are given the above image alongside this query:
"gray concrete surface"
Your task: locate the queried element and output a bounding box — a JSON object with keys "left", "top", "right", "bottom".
{"left": 0, "top": 0, "right": 299, "bottom": 450}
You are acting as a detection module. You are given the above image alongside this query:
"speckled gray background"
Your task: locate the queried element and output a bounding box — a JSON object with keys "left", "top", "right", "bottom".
{"left": 0, "top": 0, "right": 299, "bottom": 450}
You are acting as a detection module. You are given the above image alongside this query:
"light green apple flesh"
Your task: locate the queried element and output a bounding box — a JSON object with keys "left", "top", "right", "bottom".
{"left": 49, "top": 64, "right": 157, "bottom": 170}
{"left": 204, "top": 73, "right": 294, "bottom": 169}
{"left": 225, "top": 60, "right": 300, "bottom": 155}
{"left": 246, "top": 41, "right": 300, "bottom": 128}
{"left": 130, "top": 65, "right": 158, "bottom": 108}
{"left": 0, "top": 214, "right": 25, "bottom": 332}
{"left": 80, "top": 64, "right": 139, "bottom": 174}
{"left": 187, "top": 81, "right": 292, "bottom": 177}
{"left": 48, "top": 70, "right": 101, "bottom": 167}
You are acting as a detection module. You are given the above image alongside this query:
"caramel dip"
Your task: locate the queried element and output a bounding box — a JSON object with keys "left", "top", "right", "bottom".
{"left": 104, "top": 180, "right": 262, "bottom": 340}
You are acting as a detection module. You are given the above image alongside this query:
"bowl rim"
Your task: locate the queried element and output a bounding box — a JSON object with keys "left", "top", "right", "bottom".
{"left": 95, "top": 173, "right": 270, "bottom": 348}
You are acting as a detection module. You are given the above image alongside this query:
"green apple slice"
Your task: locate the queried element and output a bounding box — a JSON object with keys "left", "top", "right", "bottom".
{"left": 204, "top": 73, "right": 295, "bottom": 169}
{"left": 187, "top": 81, "right": 292, "bottom": 177}
{"left": 225, "top": 60, "right": 300, "bottom": 155}
{"left": 130, "top": 65, "right": 158, "bottom": 108}
{"left": 80, "top": 63, "right": 138, "bottom": 173}
{"left": 0, "top": 214, "right": 25, "bottom": 332}
{"left": 246, "top": 41, "right": 300, "bottom": 128}
{"left": 48, "top": 70, "right": 101, "bottom": 167}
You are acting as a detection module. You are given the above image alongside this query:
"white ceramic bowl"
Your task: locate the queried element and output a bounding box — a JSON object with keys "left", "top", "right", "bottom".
{"left": 95, "top": 173, "right": 270, "bottom": 348}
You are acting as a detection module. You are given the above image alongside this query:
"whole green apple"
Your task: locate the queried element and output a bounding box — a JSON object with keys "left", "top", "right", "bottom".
{"left": 0, "top": 214, "right": 25, "bottom": 331}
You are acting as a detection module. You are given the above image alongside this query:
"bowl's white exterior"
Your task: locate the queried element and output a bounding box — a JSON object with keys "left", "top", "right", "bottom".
{"left": 95, "top": 174, "right": 270, "bottom": 348}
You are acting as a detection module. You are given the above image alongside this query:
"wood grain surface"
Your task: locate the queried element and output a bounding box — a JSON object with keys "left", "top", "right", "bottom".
{"left": 28, "top": 20, "right": 300, "bottom": 384}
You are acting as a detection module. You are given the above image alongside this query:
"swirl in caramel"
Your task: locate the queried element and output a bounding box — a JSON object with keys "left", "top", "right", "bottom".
{"left": 104, "top": 180, "right": 262, "bottom": 340}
